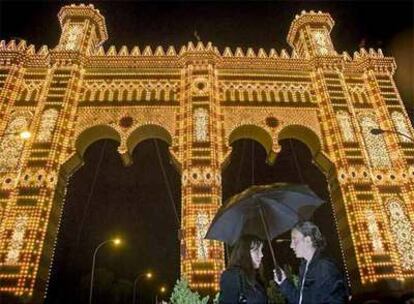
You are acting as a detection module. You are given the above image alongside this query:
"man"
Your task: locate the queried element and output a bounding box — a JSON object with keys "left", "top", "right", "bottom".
{"left": 274, "top": 221, "right": 348, "bottom": 304}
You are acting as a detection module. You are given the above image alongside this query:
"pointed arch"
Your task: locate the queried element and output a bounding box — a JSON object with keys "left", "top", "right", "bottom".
{"left": 19, "top": 88, "right": 28, "bottom": 101}
{"left": 228, "top": 124, "right": 273, "bottom": 155}
{"left": 75, "top": 125, "right": 121, "bottom": 158}
{"left": 277, "top": 124, "right": 331, "bottom": 173}
{"left": 84, "top": 89, "right": 91, "bottom": 101}
{"left": 126, "top": 124, "right": 173, "bottom": 155}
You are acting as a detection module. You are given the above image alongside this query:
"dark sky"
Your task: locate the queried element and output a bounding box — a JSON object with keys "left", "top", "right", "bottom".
{"left": 0, "top": 1, "right": 413, "bottom": 303}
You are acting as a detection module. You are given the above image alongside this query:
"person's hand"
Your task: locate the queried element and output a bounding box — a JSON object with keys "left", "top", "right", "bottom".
{"left": 273, "top": 268, "right": 286, "bottom": 285}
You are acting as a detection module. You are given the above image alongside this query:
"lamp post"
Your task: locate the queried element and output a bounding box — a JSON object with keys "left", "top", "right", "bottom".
{"left": 370, "top": 128, "right": 414, "bottom": 142}
{"left": 132, "top": 271, "right": 153, "bottom": 304}
{"left": 155, "top": 286, "right": 166, "bottom": 304}
{"left": 2, "top": 130, "right": 31, "bottom": 139}
{"left": 88, "top": 238, "right": 122, "bottom": 304}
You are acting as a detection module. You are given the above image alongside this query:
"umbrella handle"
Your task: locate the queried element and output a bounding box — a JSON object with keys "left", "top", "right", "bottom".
{"left": 258, "top": 206, "right": 282, "bottom": 280}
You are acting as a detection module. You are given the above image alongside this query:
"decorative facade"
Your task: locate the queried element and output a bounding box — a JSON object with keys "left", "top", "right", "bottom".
{"left": 0, "top": 4, "right": 413, "bottom": 302}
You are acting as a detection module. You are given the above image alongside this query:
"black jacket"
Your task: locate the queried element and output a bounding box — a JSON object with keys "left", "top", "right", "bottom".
{"left": 219, "top": 267, "right": 267, "bottom": 304}
{"left": 279, "top": 252, "right": 347, "bottom": 304}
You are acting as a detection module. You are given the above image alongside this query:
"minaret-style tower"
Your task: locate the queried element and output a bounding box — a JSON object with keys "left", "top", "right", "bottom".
{"left": 1, "top": 5, "right": 413, "bottom": 303}
{"left": 55, "top": 4, "right": 108, "bottom": 54}
{"left": 287, "top": 10, "right": 336, "bottom": 58}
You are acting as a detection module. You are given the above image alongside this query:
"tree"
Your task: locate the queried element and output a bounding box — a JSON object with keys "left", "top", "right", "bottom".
{"left": 170, "top": 279, "right": 209, "bottom": 304}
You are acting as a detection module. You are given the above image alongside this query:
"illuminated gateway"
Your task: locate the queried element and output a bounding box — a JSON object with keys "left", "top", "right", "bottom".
{"left": 0, "top": 4, "right": 413, "bottom": 302}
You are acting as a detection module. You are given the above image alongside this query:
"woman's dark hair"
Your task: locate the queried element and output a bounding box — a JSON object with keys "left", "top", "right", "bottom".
{"left": 228, "top": 235, "right": 263, "bottom": 282}
{"left": 293, "top": 221, "right": 327, "bottom": 250}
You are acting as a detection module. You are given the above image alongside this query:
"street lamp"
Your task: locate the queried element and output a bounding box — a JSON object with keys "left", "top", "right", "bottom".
{"left": 88, "top": 238, "right": 122, "bottom": 304}
{"left": 155, "top": 286, "right": 166, "bottom": 304}
{"left": 18, "top": 130, "right": 31, "bottom": 140}
{"left": 370, "top": 128, "right": 414, "bottom": 142}
{"left": 2, "top": 130, "right": 32, "bottom": 140}
{"left": 133, "top": 271, "right": 153, "bottom": 304}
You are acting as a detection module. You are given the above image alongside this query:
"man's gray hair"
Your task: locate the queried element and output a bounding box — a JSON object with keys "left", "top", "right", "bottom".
{"left": 293, "top": 221, "right": 327, "bottom": 250}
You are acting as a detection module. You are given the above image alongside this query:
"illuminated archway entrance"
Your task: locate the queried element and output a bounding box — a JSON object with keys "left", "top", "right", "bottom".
{"left": 0, "top": 4, "right": 413, "bottom": 302}
{"left": 46, "top": 134, "right": 181, "bottom": 304}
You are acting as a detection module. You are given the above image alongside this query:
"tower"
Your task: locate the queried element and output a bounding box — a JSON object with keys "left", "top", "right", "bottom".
{"left": 287, "top": 10, "right": 336, "bottom": 58}
{"left": 55, "top": 4, "right": 107, "bottom": 55}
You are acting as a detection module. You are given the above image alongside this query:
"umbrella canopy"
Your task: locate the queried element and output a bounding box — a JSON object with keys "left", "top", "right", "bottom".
{"left": 206, "top": 183, "right": 324, "bottom": 246}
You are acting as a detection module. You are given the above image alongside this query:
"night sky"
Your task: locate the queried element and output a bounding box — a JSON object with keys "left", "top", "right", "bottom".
{"left": 0, "top": 1, "right": 413, "bottom": 303}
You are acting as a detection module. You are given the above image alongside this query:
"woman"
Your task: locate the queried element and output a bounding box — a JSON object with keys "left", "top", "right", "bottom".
{"left": 219, "top": 235, "right": 267, "bottom": 304}
{"left": 274, "top": 221, "right": 347, "bottom": 304}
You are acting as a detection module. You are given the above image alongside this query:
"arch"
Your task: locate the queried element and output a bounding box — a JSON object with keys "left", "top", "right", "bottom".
{"left": 352, "top": 91, "right": 359, "bottom": 103}
{"left": 287, "top": 90, "right": 294, "bottom": 102}
{"left": 361, "top": 92, "right": 368, "bottom": 103}
{"left": 84, "top": 89, "right": 91, "bottom": 101}
{"left": 228, "top": 124, "right": 273, "bottom": 155}
{"left": 252, "top": 90, "right": 258, "bottom": 102}
{"left": 126, "top": 124, "right": 173, "bottom": 155}
{"left": 225, "top": 89, "right": 231, "bottom": 101}
{"left": 234, "top": 90, "right": 240, "bottom": 101}
{"left": 278, "top": 90, "right": 284, "bottom": 102}
{"left": 113, "top": 89, "right": 119, "bottom": 101}
{"left": 277, "top": 124, "right": 321, "bottom": 157}
{"left": 28, "top": 89, "right": 38, "bottom": 101}
{"left": 242, "top": 90, "right": 249, "bottom": 102}
{"left": 75, "top": 124, "right": 121, "bottom": 158}
{"left": 121, "top": 88, "right": 128, "bottom": 101}
{"left": 270, "top": 90, "right": 276, "bottom": 102}
{"left": 150, "top": 89, "right": 156, "bottom": 101}
{"left": 20, "top": 88, "right": 28, "bottom": 101}
{"left": 304, "top": 91, "right": 311, "bottom": 103}
{"left": 159, "top": 89, "right": 166, "bottom": 101}
{"left": 277, "top": 124, "right": 333, "bottom": 173}
{"left": 103, "top": 89, "right": 110, "bottom": 101}
{"left": 295, "top": 91, "right": 302, "bottom": 102}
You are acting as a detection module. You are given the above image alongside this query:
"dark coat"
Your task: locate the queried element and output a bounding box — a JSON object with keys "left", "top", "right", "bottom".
{"left": 279, "top": 252, "right": 347, "bottom": 304}
{"left": 219, "top": 267, "right": 267, "bottom": 304}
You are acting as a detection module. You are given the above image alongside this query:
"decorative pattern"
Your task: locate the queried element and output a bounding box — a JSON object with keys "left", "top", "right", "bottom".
{"left": 348, "top": 86, "right": 370, "bottom": 104}
{"left": 65, "top": 24, "right": 82, "bottom": 51}
{"left": 192, "top": 77, "right": 209, "bottom": 96}
{"left": 18, "top": 80, "right": 43, "bottom": 102}
{"left": 365, "top": 209, "right": 384, "bottom": 253}
{"left": 312, "top": 30, "right": 329, "bottom": 55}
{"left": 82, "top": 80, "right": 179, "bottom": 103}
{"left": 193, "top": 108, "right": 209, "bottom": 142}
{"left": 359, "top": 113, "right": 392, "bottom": 168}
{"left": 220, "top": 82, "right": 313, "bottom": 104}
{"left": 36, "top": 108, "right": 59, "bottom": 142}
{"left": 195, "top": 212, "right": 210, "bottom": 260}
{"left": 386, "top": 199, "right": 414, "bottom": 270}
{"left": 391, "top": 111, "right": 412, "bottom": 143}
{"left": 5, "top": 214, "right": 28, "bottom": 265}
{"left": 0, "top": 116, "right": 28, "bottom": 172}
{"left": 336, "top": 111, "right": 355, "bottom": 142}
{"left": 182, "top": 167, "right": 221, "bottom": 186}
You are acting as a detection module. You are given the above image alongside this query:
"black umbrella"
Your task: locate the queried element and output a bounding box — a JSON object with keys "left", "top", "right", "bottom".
{"left": 205, "top": 183, "right": 324, "bottom": 275}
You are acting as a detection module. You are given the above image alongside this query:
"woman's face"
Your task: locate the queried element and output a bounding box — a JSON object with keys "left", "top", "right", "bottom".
{"left": 250, "top": 242, "right": 264, "bottom": 269}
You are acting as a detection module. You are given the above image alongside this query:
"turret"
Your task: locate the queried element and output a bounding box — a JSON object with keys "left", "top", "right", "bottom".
{"left": 287, "top": 10, "right": 336, "bottom": 58}
{"left": 55, "top": 4, "right": 108, "bottom": 55}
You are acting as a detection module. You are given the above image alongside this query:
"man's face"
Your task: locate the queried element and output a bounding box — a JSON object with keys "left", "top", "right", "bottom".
{"left": 290, "top": 229, "right": 310, "bottom": 258}
{"left": 250, "top": 243, "right": 264, "bottom": 269}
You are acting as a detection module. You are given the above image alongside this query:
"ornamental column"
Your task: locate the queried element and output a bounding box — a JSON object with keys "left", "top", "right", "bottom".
{"left": 0, "top": 4, "right": 107, "bottom": 302}
{"left": 177, "top": 44, "right": 225, "bottom": 293}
